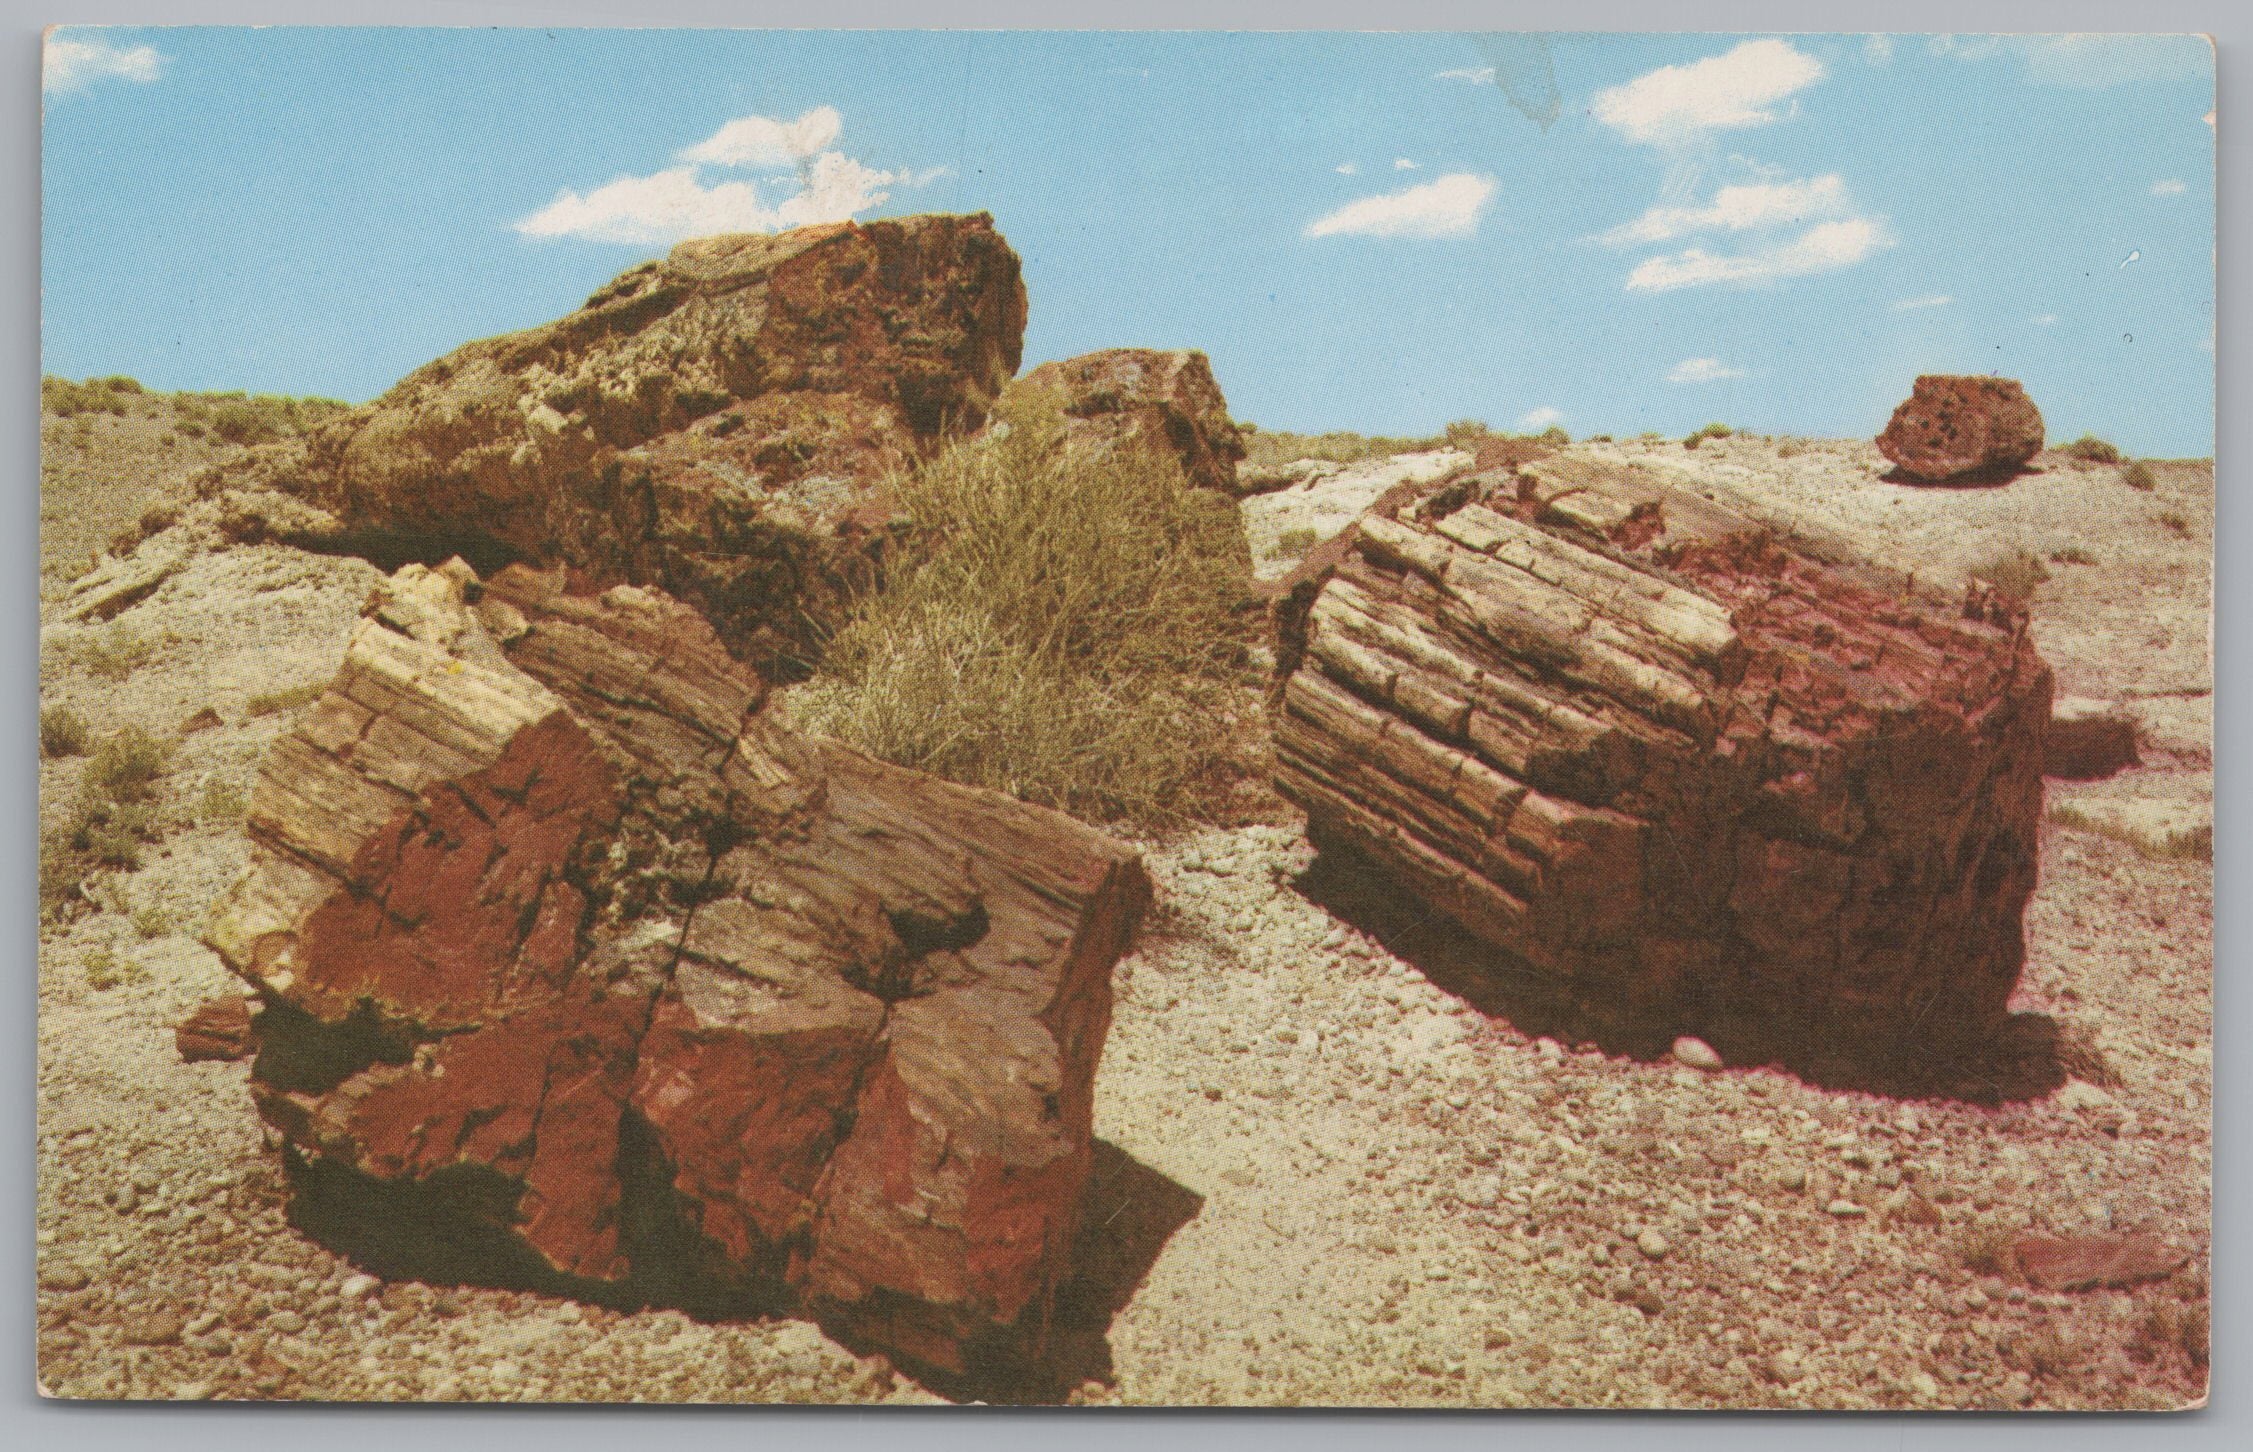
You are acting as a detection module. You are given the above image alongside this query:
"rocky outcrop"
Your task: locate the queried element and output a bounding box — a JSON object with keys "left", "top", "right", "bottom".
{"left": 190, "top": 215, "right": 1027, "bottom": 678}
{"left": 1271, "top": 454, "right": 2052, "bottom": 1063}
{"left": 202, "top": 558, "right": 1148, "bottom": 1374}
{"left": 1014, "top": 349, "right": 1245, "bottom": 494}
{"left": 1877, "top": 375, "right": 2045, "bottom": 484}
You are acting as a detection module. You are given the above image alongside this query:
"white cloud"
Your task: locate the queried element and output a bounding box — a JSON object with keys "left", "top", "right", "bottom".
{"left": 1517, "top": 406, "right": 1565, "bottom": 431}
{"left": 2031, "top": 313, "right": 2060, "bottom": 326}
{"left": 1598, "top": 174, "right": 1848, "bottom": 246}
{"left": 1625, "top": 217, "right": 1891, "bottom": 293}
{"left": 1891, "top": 293, "right": 1953, "bottom": 311}
{"left": 1306, "top": 172, "right": 1498, "bottom": 240}
{"left": 2152, "top": 177, "right": 2188, "bottom": 196}
{"left": 1930, "top": 34, "right": 2211, "bottom": 88}
{"left": 517, "top": 106, "right": 934, "bottom": 245}
{"left": 1668, "top": 357, "right": 1745, "bottom": 384}
{"left": 44, "top": 35, "right": 164, "bottom": 94}
{"left": 1862, "top": 35, "right": 1895, "bottom": 65}
{"left": 678, "top": 105, "right": 842, "bottom": 168}
{"left": 1437, "top": 66, "right": 1496, "bottom": 84}
{"left": 1335, "top": 161, "right": 1358, "bottom": 175}
{"left": 1592, "top": 39, "right": 1825, "bottom": 146}
{"left": 1394, "top": 158, "right": 1420, "bottom": 171}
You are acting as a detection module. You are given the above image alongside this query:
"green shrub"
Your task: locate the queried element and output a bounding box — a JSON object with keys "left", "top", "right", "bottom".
{"left": 2158, "top": 509, "right": 2193, "bottom": 538}
{"left": 2064, "top": 434, "right": 2122, "bottom": 464}
{"left": 82, "top": 945, "right": 123, "bottom": 992}
{"left": 41, "top": 375, "right": 134, "bottom": 418}
{"left": 794, "top": 391, "right": 1259, "bottom": 829}
{"left": 175, "top": 390, "right": 350, "bottom": 446}
{"left": 1240, "top": 427, "right": 1449, "bottom": 469}
{"left": 1443, "top": 419, "right": 1492, "bottom": 446}
{"left": 1535, "top": 425, "right": 1571, "bottom": 446}
{"left": 199, "top": 775, "right": 249, "bottom": 824}
{"left": 40, "top": 706, "right": 90, "bottom": 759}
{"left": 78, "top": 627, "right": 155, "bottom": 682}
{"left": 85, "top": 725, "right": 172, "bottom": 803}
{"left": 1275, "top": 527, "right": 1321, "bottom": 559}
{"left": 130, "top": 901, "right": 173, "bottom": 940}
{"left": 1775, "top": 438, "right": 1804, "bottom": 459}
{"left": 1683, "top": 422, "right": 1734, "bottom": 449}
{"left": 1968, "top": 549, "right": 2049, "bottom": 606}
{"left": 2123, "top": 460, "right": 2157, "bottom": 492}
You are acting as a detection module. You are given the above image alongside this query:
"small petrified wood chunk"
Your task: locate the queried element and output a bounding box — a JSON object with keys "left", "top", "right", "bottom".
{"left": 204, "top": 558, "right": 1149, "bottom": 1372}
{"left": 1272, "top": 456, "right": 2052, "bottom": 1062}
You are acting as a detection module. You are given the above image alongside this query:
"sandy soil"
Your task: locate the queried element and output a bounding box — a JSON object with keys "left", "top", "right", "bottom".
{"left": 34, "top": 424, "right": 2212, "bottom": 1408}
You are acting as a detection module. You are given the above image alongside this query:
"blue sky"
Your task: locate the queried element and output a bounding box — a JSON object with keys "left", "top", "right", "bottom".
{"left": 42, "top": 28, "right": 2215, "bottom": 455}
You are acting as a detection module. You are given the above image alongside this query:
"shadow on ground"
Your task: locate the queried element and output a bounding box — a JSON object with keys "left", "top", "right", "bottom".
{"left": 283, "top": 1135, "right": 1202, "bottom": 1406}
{"left": 1293, "top": 848, "right": 2067, "bottom": 1107}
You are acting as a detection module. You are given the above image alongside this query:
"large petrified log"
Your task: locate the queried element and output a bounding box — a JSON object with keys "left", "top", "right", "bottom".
{"left": 1877, "top": 374, "right": 2045, "bottom": 484}
{"left": 180, "top": 215, "right": 1027, "bottom": 677}
{"left": 1273, "top": 455, "right": 2051, "bottom": 1061}
{"left": 1014, "top": 348, "right": 1247, "bottom": 494}
{"left": 203, "top": 558, "right": 1149, "bottom": 1373}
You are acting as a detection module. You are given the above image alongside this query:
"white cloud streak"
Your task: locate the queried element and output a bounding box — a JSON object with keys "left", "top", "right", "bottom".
{"left": 1598, "top": 174, "right": 1848, "bottom": 246}
{"left": 1891, "top": 293, "right": 1953, "bottom": 311}
{"left": 1591, "top": 39, "right": 1825, "bottom": 146}
{"left": 44, "top": 35, "right": 164, "bottom": 94}
{"left": 516, "top": 106, "right": 934, "bottom": 245}
{"left": 2152, "top": 177, "right": 2187, "bottom": 196}
{"left": 1306, "top": 172, "right": 1498, "bottom": 240}
{"left": 1394, "top": 158, "right": 1420, "bottom": 171}
{"left": 1625, "top": 217, "right": 1891, "bottom": 293}
{"left": 1516, "top": 406, "right": 1565, "bottom": 431}
{"left": 1436, "top": 66, "right": 1495, "bottom": 84}
{"left": 1668, "top": 357, "right": 1745, "bottom": 384}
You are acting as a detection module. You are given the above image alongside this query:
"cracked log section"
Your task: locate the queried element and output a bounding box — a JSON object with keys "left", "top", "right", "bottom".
{"left": 1273, "top": 458, "right": 2052, "bottom": 1063}
{"left": 203, "top": 558, "right": 1150, "bottom": 1374}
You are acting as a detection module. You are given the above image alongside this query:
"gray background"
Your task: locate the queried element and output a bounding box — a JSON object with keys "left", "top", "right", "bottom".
{"left": 6, "top": 1, "right": 2241, "bottom": 1446}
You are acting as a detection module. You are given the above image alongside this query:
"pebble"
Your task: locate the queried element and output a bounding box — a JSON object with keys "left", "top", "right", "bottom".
{"left": 1636, "top": 1229, "right": 1671, "bottom": 1261}
{"left": 267, "top": 1309, "right": 306, "bottom": 1334}
{"left": 1826, "top": 1199, "right": 1867, "bottom": 1218}
{"left": 341, "top": 1273, "right": 379, "bottom": 1299}
{"left": 1777, "top": 1167, "right": 1808, "bottom": 1193}
{"left": 120, "top": 1310, "right": 185, "bottom": 1346}
{"left": 1671, "top": 1037, "right": 1723, "bottom": 1071}
{"left": 1907, "top": 1370, "right": 1940, "bottom": 1400}
{"left": 37, "top": 1261, "right": 91, "bottom": 1292}
{"left": 1462, "top": 1176, "right": 1503, "bottom": 1208}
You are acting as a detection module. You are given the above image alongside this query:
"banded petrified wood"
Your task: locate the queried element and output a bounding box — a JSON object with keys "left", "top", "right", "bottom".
{"left": 1273, "top": 456, "right": 2051, "bottom": 1060}
{"left": 205, "top": 559, "right": 1149, "bottom": 1373}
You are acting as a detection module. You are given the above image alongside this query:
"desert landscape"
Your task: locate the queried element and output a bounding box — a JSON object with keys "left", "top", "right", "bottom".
{"left": 32, "top": 211, "right": 2211, "bottom": 1410}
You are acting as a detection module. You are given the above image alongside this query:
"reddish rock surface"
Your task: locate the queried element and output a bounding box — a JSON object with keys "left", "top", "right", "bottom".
{"left": 1271, "top": 455, "right": 2052, "bottom": 1062}
{"left": 2012, "top": 1232, "right": 2190, "bottom": 1291}
{"left": 175, "top": 995, "right": 255, "bottom": 1063}
{"left": 1877, "top": 375, "right": 2045, "bottom": 484}
{"left": 187, "top": 215, "right": 1027, "bottom": 678}
{"left": 1015, "top": 349, "right": 1246, "bottom": 494}
{"left": 204, "top": 558, "right": 1149, "bottom": 1372}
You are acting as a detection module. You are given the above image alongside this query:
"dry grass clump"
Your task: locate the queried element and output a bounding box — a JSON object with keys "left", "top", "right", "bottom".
{"left": 794, "top": 392, "right": 1260, "bottom": 830}
{"left": 41, "top": 705, "right": 91, "bottom": 759}
{"left": 73, "top": 626, "right": 157, "bottom": 681}
{"left": 2063, "top": 434, "right": 2122, "bottom": 465}
{"left": 2122, "top": 460, "right": 2158, "bottom": 492}
{"left": 2048, "top": 545, "right": 2099, "bottom": 567}
{"left": 1682, "top": 422, "right": 1734, "bottom": 449}
{"left": 1275, "top": 527, "right": 1321, "bottom": 560}
{"left": 1968, "top": 549, "right": 2050, "bottom": 606}
{"left": 42, "top": 725, "right": 176, "bottom": 920}
{"left": 1953, "top": 1222, "right": 2019, "bottom": 1279}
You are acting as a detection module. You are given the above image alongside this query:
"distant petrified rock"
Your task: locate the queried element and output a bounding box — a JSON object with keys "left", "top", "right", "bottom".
{"left": 203, "top": 559, "right": 1148, "bottom": 1373}
{"left": 1015, "top": 349, "right": 1245, "bottom": 494}
{"left": 1877, "top": 375, "right": 2045, "bottom": 484}
{"left": 175, "top": 995, "right": 254, "bottom": 1063}
{"left": 2046, "top": 696, "right": 2140, "bottom": 780}
{"left": 2011, "top": 1232, "right": 2190, "bottom": 1292}
{"left": 1272, "top": 454, "right": 2052, "bottom": 1063}
{"left": 189, "top": 215, "right": 1027, "bottom": 678}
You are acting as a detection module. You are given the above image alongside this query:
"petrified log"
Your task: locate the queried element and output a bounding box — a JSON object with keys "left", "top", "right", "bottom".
{"left": 181, "top": 215, "right": 1027, "bottom": 678}
{"left": 203, "top": 558, "right": 1149, "bottom": 1373}
{"left": 1877, "top": 374, "right": 2045, "bottom": 484}
{"left": 1014, "top": 349, "right": 1246, "bottom": 494}
{"left": 175, "top": 995, "right": 254, "bottom": 1063}
{"left": 1272, "top": 456, "right": 2052, "bottom": 1060}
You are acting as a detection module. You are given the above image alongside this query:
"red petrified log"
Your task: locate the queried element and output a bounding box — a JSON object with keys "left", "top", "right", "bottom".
{"left": 175, "top": 995, "right": 255, "bottom": 1063}
{"left": 1272, "top": 456, "right": 2052, "bottom": 1058}
{"left": 1876, "top": 374, "right": 2045, "bottom": 484}
{"left": 204, "top": 558, "right": 1149, "bottom": 1371}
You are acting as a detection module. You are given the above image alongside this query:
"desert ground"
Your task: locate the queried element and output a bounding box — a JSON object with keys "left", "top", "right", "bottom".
{"left": 35, "top": 393, "right": 2211, "bottom": 1408}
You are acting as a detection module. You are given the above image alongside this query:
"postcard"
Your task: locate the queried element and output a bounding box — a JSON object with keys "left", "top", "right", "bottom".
{"left": 37, "top": 27, "right": 2213, "bottom": 1409}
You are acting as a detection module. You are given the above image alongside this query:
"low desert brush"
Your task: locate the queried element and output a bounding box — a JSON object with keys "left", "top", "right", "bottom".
{"left": 796, "top": 391, "right": 1259, "bottom": 829}
{"left": 77, "top": 626, "right": 155, "bottom": 682}
{"left": 40, "top": 705, "right": 90, "bottom": 758}
{"left": 1275, "top": 527, "right": 1321, "bottom": 559}
{"left": 2122, "top": 460, "right": 2157, "bottom": 492}
{"left": 1682, "top": 422, "right": 1734, "bottom": 449}
{"left": 1239, "top": 425, "right": 1448, "bottom": 469}
{"left": 1968, "top": 549, "right": 2049, "bottom": 606}
{"left": 245, "top": 681, "right": 327, "bottom": 718}
{"left": 2063, "top": 434, "right": 2122, "bottom": 465}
